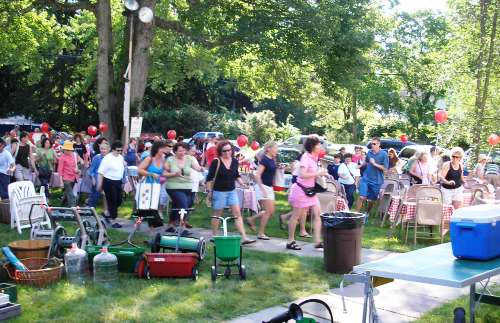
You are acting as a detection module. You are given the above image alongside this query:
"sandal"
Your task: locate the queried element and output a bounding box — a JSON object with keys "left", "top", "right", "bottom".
{"left": 257, "top": 235, "right": 271, "bottom": 240}
{"left": 299, "top": 233, "right": 312, "bottom": 238}
{"left": 286, "top": 241, "right": 302, "bottom": 250}
{"left": 241, "top": 239, "right": 256, "bottom": 245}
{"left": 314, "top": 242, "right": 324, "bottom": 249}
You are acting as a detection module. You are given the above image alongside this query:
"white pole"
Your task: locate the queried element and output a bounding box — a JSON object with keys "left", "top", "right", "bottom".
{"left": 123, "top": 14, "right": 134, "bottom": 145}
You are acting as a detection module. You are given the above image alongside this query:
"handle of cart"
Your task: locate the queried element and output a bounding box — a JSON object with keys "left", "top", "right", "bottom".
{"left": 211, "top": 216, "right": 236, "bottom": 237}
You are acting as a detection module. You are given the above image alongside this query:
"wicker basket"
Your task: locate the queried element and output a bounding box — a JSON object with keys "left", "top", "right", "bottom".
{"left": 4, "top": 258, "right": 63, "bottom": 287}
{"left": 8, "top": 240, "right": 51, "bottom": 259}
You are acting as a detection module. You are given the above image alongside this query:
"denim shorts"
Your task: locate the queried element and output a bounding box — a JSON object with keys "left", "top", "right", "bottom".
{"left": 212, "top": 189, "right": 240, "bottom": 210}
{"left": 358, "top": 179, "right": 381, "bottom": 201}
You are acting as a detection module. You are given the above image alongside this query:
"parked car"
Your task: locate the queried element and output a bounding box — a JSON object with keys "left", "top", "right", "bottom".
{"left": 366, "top": 138, "right": 416, "bottom": 154}
{"left": 185, "top": 131, "right": 224, "bottom": 146}
{"left": 279, "top": 135, "right": 335, "bottom": 154}
{"left": 398, "top": 145, "right": 450, "bottom": 161}
{"left": 464, "top": 148, "right": 500, "bottom": 167}
{"left": 328, "top": 144, "right": 368, "bottom": 154}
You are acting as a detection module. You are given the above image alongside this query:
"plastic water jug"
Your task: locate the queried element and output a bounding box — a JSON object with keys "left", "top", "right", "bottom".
{"left": 93, "top": 247, "right": 118, "bottom": 287}
{"left": 64, "top": 243, "right": 88, "bottom": 285}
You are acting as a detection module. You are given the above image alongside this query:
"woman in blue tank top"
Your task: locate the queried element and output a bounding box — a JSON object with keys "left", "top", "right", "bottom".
{"left": 138, "top": 141, "right": 169, "bottom": 229}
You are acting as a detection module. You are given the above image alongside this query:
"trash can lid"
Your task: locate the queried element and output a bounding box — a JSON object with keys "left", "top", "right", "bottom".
{"left": 321, "top": 211, "right": 366, "bottom": 219}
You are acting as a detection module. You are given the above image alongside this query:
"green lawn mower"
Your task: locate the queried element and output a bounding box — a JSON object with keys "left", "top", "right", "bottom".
{"left": 150, "top": 208, "right": 207, "bottom": 260}
{"left": 210, "top": 216, "right": 246, "bottom": 281}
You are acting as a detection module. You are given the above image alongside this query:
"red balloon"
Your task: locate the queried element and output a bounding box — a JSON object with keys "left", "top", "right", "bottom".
{"left": 400, "top": 134, "right": 408, "bottom": 144}
{"left": 87, "top": 125, "right": 98, "bottom": 136}
{"left": 40, "top": 122, "right": 50, "bottom": 133}
{"left": 250, "top": 141, "right": 260, "bottom": 150}
{"left": 318, "top": 149, "right": 326, "bottom": 159}
{"left": 434, "top": 110, "right": 448, "bottom": 124}
{"left": 167, "top": 130, "right": 176, "bottom": 140}
{"left": 236, "top": 135, "right": 248, "bottom": 147}
{"left": 487, "top": 134, "right": 500, "bottom": 146}
{"left": 99, "top": 122, "right": 108, "bottom": 133}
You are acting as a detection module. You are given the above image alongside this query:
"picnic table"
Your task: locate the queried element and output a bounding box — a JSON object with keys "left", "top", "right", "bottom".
{"left": 387, "top": 196, "right": 454, "bottom": 232}
{"left": 346, "top": 243, "right": 500, "bottom": 323}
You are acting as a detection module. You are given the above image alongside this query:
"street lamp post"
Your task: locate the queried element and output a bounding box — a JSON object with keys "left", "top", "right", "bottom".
{"left": 122, "top": 0, "right": 153, "bottom": 145}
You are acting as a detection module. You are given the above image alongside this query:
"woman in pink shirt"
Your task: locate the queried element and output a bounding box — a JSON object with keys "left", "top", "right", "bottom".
{"left": 57, "top": 141, "right": 79, "bottom": 206}
{"left": 287, "top": 136, "right": 328, "bottom": 250}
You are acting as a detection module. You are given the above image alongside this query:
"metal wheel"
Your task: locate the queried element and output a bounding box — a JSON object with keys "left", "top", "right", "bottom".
{"left": 192, "top": 268, "right": 199, "bottom": 281}
{"left": 239, "top": 265, "right": 247, "bottom": 280}
{"left": 211, "top": 265, "right": 217, "bottom": 282}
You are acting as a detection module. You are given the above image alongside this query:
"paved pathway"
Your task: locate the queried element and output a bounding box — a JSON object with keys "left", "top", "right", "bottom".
{"left": 113, "top": 218, "right": 498, "bottom": 322}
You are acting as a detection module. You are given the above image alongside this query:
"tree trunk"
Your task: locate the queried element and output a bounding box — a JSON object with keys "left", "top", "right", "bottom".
{"left": 472, "top": 0, "right": 498, "bottom": 159}
{"left": 130, "top": 0, "right": 157, "bottom": 116}
{"left": 95, "top": 0, "right": 118, "bottom": 141}
{"left": 352, "top": 90, "right": 358, "bottom": 143}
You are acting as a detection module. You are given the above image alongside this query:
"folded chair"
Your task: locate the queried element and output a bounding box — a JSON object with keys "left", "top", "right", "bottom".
{"left": 406, "top": 187, "right": 443, "bottom": 246}
{"left": 8, "top": 181, "right": 49, "bottom": 234}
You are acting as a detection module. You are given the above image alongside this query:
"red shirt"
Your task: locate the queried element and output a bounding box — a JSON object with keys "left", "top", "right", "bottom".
{"left": 57, "top": 153, "right": 79, "bottom": 182}
{"left": 205, "top": 146, "right": 217, "bottom": 167}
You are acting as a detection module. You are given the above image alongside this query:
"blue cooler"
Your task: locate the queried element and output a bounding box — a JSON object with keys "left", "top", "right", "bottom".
{"left": 451, "top": 204, "right": 500, "bottom": 260}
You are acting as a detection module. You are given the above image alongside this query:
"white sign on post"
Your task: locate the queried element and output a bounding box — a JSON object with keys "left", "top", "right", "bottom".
{"left": 129, "top": 117, "right": 143, "bottom": 139}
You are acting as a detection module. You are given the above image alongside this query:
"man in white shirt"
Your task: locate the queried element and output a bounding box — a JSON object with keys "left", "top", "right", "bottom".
{"left": 337, "top": 153, "right": 357, "bottom": 209}
{"left": 0, "top": 138, "right": 15, "bottom": 199}
{"left": 97, "top": 141, "right": 125, "bottom": 228}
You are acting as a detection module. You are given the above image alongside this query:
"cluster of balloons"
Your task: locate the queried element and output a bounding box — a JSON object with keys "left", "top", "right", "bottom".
{"left": 167, "top": 130, "right": 176, "bottom": 140}
{"left": 87, "top": 122, "right": 109, "bottom": 136}
{"left": 400, "top": 134, "right": 409, "bottom": 144}
{"left": 236, "top": 135, "right": 260, "bottom": 151}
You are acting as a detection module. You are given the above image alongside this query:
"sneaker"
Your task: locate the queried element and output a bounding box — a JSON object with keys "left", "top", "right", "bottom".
{"left": 103, "top": 216, "right": 111, "bottom": 224}
{"left": 112, "top": 223, "right": 122, "bottom": 229}
{"left": 165, "top": 226, "right": 176, "bottom": 233}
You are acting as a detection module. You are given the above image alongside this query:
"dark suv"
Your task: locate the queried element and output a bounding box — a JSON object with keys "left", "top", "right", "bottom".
{"left": 366, "top": 138, "right": 416, "bottom": 153}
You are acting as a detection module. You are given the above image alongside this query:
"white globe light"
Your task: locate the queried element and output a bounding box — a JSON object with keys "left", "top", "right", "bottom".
{"left": 123, "top": 0, "right": 139, "bottom": 11}
{"left": 139, "top": 7, "right": 154, "bottom": 24}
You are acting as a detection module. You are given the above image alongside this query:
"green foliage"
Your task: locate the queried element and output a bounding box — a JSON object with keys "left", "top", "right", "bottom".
{"left": 237, "top": 110, "right": 278, "bottom": 143}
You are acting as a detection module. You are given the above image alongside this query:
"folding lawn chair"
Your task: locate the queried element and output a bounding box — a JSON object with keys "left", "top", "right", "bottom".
{"left": 406, "top": 186, "right": 444, "bottom": 246}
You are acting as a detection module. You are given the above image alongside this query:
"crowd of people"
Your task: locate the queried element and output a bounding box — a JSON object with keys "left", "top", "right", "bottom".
{"left": 0, "top": 127, "right": 498, "bottom": 250}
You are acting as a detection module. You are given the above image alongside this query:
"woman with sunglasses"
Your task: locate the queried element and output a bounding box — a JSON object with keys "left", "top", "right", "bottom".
{"left": 439, "top": 147, "right": 466, "bottom": 209}
{"left": 97, "top": 141, "right": 125, "bottom": 228}
{"left": 206, "top": 140, "right": 256, "bottom": 245}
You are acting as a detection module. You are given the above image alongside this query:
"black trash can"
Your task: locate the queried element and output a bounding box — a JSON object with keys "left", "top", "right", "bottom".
{"left": 321, "top": 212, "right": 366, "bottom": 274}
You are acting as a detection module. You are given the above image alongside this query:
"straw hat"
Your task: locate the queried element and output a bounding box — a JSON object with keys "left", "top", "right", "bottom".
{"left": 62, "top": 141, "right": 74, "bottom": 151}
{"left": 478, "top": 154, "right": 487, "bottom": 162}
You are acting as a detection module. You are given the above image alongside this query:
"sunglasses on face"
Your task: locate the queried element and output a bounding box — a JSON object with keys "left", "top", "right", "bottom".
{"left": 222, "top": 149, "right": 232, "bottom": 153}
{"left": 166, "top": 145, "right": 173, "bottom": 148}
{"left": 372, "top": 143, "right": 379, "bottom": 146}
{"left": 452, "top": 155, "right": 461, "bottom": 159}
{"left": 115, "top": 149, "right": 123, "bottom": 152}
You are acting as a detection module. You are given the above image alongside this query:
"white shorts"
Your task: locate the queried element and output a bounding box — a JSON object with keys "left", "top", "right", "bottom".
{"left": 15, "top": 164, "right": 32, "bottom": 182}
{"left": 441, "top": 186, "right": 464, "bottom": 204}
{"left": 254, "top": 184, "right": 275, "bottom": 201}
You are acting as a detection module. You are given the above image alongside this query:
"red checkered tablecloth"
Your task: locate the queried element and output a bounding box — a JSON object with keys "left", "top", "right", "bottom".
{"left": 394, "top": 201, "right": 454, "bottom": 234}
{"left": 336, "top": 198, "right": 349, "bottom": 211}
{"left": 388, "top": 196, "right": 402, "bottom": 222}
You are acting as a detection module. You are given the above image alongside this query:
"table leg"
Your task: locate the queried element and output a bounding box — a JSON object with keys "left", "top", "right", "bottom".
{"left": 470, "top": 283, "right": 476, "bottom": 323}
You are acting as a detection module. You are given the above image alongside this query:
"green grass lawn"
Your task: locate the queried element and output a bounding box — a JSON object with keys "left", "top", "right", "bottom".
{"left": 0, "top": 222, "right": 342, "bottom": 322}
{"left": 415, "top": 286, "right": 500, "bottom": 323}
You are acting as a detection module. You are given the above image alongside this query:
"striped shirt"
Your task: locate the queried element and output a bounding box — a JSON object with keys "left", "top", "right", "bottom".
{"left": 485, "top": 163, "right": 500, "bottom": 175}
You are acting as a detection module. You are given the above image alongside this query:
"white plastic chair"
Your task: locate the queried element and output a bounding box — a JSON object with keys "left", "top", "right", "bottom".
{"left": 8, "top": 181, "right": 50, "bottom": 234}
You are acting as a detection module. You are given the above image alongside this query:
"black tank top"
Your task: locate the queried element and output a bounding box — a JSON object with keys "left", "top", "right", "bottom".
{"left": 15, "top": 144, "right": 30, "bottom": 168}
{"left": 442, "top": 163, "right": 462, "bottom": 189}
